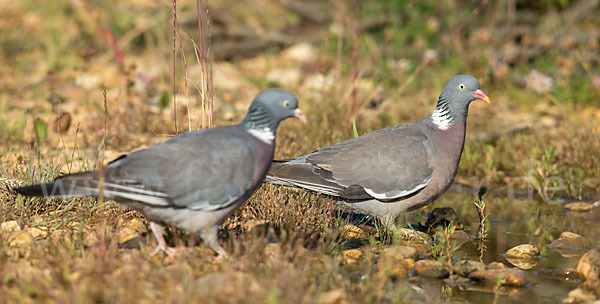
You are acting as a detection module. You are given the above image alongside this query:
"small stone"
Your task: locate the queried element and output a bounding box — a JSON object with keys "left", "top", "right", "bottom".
{"left": 125, "top": 218, "right": 147, "bottom": 232}
{"left": 341, "top": 224, "right": 369, "bottom": 241}
{"left": 281, "top": 42, "right": 318, "bottom": 64}
{"left": 25, "top": 227, "right": 48, "bottom": 239}
{"left": 469, "top": 268, "right": 528, "bottom": 287}
{"left": 380, "top": 246, "right": 418, "bottom": 261}
{"left": 0, "top": 221, "right": 20, "bottom": 235}
{"left": 562, "top": 288, "right": 596, "bottom": 304}
{"left": 302, "top": 73, "right": 334, "bottom": 91}
{"left": 74, "top": 73, "right": 101, "bottom": 90}
{"left": 582, "top": 278, "right": 600, "bottom": 296}
{"left": 389, "top": 266, "right": 409, "bottom": 280}
{"left": 50, "top": 229, "right": 74, "bottom": 245}
{"left": 524, "top": 69, "right": 553, "bottom": 94}
{"left": 395, "top": 228, "right": 431, "bottom": 244}
{"left": 505, "top": 244, "right": 540, "bottom": 269}
{"left": 549, "top": 232, "right": 591, "bottom": 257}
{"left": 565, "top": 202, "right": 594, "bottom": 212}
{"left": 341, "top": 249, "right": 362, "bottom": 264}
{"left": 117, "top": 227, "right": 140, "bottom": 244}
{"left": 578, "top": 248, "right": 600, "bottom": 281}
{"left": 593, "top": 201, "right": 600, "bottom": 208}
{"left": 457, "top": 260, "right": 486, "bottom": 277}
{"left": 505, "top": 256, "right": 538, "bottom": 270}
{"left": 264, "top": 243, "right": 281, "bottom": 265}
{"left": 449, "top": 230, "right": 472, "bottom": 243}
{"left": 319, "top": 289, "right": 347, "bottom": 304}
{"left": 8, "top": 230, "right": 35, "bottom": 247}
{"left": 414, "top": 260, "right": 449, "bottom": 279}
{"left": 265, "top": 68, "right": 301, "bottom": 87}
{"left": 487, "top": 262, "right": 507, "bottom": 270}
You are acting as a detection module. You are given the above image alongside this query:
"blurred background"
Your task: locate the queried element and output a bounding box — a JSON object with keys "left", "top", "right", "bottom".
{"left": 2, "top": 0, "right": 599, "bottom": 200}
{"left": 1, "top": 0, "right": 599, "bottom": 303}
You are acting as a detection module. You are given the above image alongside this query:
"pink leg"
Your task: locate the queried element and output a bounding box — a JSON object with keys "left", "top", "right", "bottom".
{"left": 149, "top": 222, "right": 190, "bottom": 256}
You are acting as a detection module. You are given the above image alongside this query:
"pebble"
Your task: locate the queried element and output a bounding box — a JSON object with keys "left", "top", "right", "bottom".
{"left": 0, "top": 220, "right": 20, "bottom": 235}
{"left": 578, "top": 248, "right": 600, "bottom": 281}
{"left": 25, "top": 227, "right": 48, "bottom": 239}
{"left": 562, "top": 288, "right": 597, "bottom": 304}
{"left": 8, "top": 230, "right": 34, "bottom": 247}
{"left": 281, "top": 42, "right": 318, "bottom": 64}
{"left": 395, "top": 228, "right": 432, "bottom": 244}
{"left": 318, "top": 289, "right": 347, "bottom": 304}
{"left": 264, "top": 243, "right": 281, "bottom": 265}
{"left": 487, "top": 262, "right": 507, "bottom": 269}
{"left": 565, "top": 202, "right": 594, "bottom": 212}
{"left": 457, "top": 260, "right": 486, "bottom": 277}
{"left": 302, "top": 73, "right": 334, "bottom": 91}
{"left": 243, "top": 219, "right": 270, "bottom": 235}
{"left": 505, "top": 255, "right": 539, "bottom": 270}
{"left": 380, "top": 246, "right": 418, "bottom": 261}
{"left": 341, "top": 249, "right": 362, "bottom": 264}
{"left": 414, "top": 260, "right": 449, "bottom": 279}
{"left": 340, "top": 224, "right": 369, "bottom": 241}
{"left": 505, "top": 244, "right": 539, "bottom": 269}
{"left": 506, "top": 244, "right": 539, "bottom": 259}
{"left": 469, "top": 268, "right": 528, "bottom": 287}
{"left": 117, "top": 227, "right": 141, "bottom": 244}
{"left": 449, "top": 230, "right": 472, "bottom": 243}
{"left": 266, "top": 68, "right": 301, "bottom": 87}
{"left": 549, "top": 232, "right": 591, "bottom": 257}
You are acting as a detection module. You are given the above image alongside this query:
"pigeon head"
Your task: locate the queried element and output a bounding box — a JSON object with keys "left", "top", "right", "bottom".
{"left": 242, "top": 89, "right": 305, "bottom": 133}
{"left": 430, "top": 75, "right": 490, "bottom": 130}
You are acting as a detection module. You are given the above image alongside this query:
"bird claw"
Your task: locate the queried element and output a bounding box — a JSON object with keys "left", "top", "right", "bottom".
{"left": 150, "top": 245, "right": 193, "bottom": 256}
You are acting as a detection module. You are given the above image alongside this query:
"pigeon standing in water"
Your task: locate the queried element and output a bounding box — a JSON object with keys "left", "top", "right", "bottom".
{"left": 17, "top": 89, "right": 306, "bottom": 257}
{"left": 267, "top": 75, "right": 490, "bottom": 227}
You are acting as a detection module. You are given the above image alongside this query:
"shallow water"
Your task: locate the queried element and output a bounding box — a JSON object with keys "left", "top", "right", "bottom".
{"left": 355, "top": 189, "right": 599, "bottom": 303}
{"left": 422, "top": 192, "right": 598, "bottom": 303}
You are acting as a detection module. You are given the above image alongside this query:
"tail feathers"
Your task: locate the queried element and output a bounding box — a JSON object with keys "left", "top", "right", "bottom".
{"left": 15, "top": 171, "right": 100, "bottom": 198}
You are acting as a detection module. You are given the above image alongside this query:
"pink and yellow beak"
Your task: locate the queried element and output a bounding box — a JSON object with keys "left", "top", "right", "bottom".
{"left": 473, "top": 89, "right": 491, "bottom": 104}
{"left": 293, "top": 108, "right": 307, "bottom": 124}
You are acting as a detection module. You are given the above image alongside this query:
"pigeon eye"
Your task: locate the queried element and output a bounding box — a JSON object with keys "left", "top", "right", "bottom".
{"left": 458, "top": 84, "right": 465, "bottom": 90}
{"left": 283, "top": 100, "right": 291, "bottom": 107}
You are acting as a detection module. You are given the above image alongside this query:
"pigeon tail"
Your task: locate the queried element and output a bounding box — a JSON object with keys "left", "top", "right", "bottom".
{"left": 15, "top": 172, "right": 100, "bottom": 198}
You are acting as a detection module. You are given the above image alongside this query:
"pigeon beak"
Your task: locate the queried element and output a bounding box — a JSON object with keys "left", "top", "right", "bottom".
{"left": 293, "top": 108, "right": 307, "bottom": 124}
{"left": 473, "top": 89, "right": 491, "bottom": 104}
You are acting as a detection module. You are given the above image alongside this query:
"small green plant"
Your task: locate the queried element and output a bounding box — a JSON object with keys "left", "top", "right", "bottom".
{"left": 430, "top": 222, "right": 459, "bottom": 279}
{"left": 492, "top": 273, "right": 504, "bottom": 304}
{"left": 473, "top": 186, "right": 488, "bottom": 263}
{"left": 527, "top": 145, "right": 560, "bottom": 202}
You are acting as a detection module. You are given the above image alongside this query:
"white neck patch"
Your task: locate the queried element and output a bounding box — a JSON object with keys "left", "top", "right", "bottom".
{"left": 430, "top": 107, "right": 454, "bottom": 131}
{"left": 247, "top": 126, "right": 275, "bottom": 144}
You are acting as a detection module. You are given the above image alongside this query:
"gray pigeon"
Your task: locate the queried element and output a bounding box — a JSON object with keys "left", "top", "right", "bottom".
{"left": 266, "top": 75, "right": 490, "bottom": 227}
{"left": 16, "top": 89, "right": 305, "bottom": 257}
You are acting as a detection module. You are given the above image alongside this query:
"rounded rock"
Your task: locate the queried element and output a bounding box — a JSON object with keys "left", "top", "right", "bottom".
{"left": 381, "top": 246, "right": 418, "bottom": 262}
{"left": 8, "top": 230, "right": 35, "bottom": 247}
{"left": 0, "top": 221, "right": 20, "bottom": 235}
{"left": 549, "top": 232, "right": 591, "bottom": 257}
{"left": 506, "top": 244, "right": 539, "bottom": 259}
{"left": 564, "top": 202, "right": 594, "bottom": 212}
{"left": 578, "top": 248, "right": 600, "bottom": 281}
{"left": 341, "top": 249, "right": 362, "bottom": 264}
{"left": 469, "top": 268, "right": 528, "bottom": 287}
